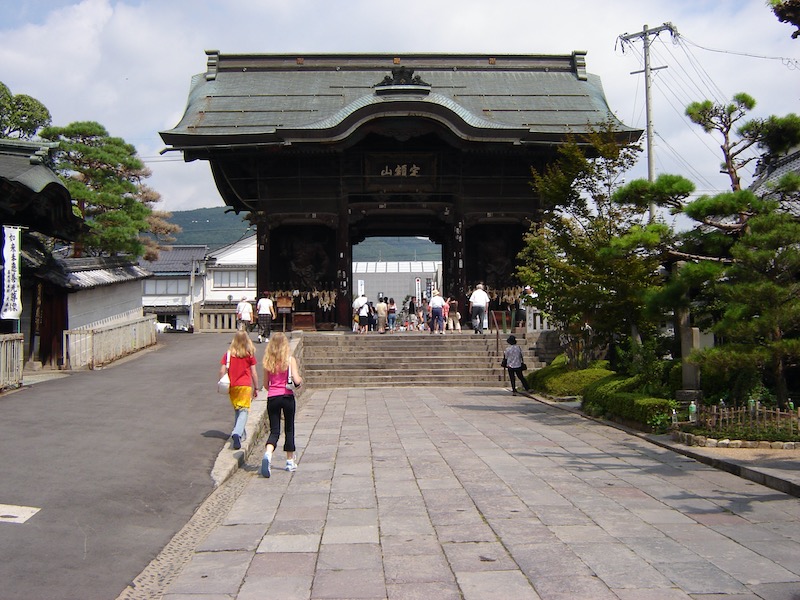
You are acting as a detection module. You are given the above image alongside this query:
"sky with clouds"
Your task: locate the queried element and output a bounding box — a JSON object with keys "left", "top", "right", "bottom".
{"left": 1, "top": 0, "right": 797, "bottom": 218}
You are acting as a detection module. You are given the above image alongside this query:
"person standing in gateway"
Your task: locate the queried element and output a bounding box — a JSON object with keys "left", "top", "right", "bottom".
{"left": 256, "top": 290, "right": 277, "bottom": 343}
{"left": 469, "top": 283, "right": 490, "bottom": 334}
{"left": 236, "top": 296, "right": 254, "bottom": 331}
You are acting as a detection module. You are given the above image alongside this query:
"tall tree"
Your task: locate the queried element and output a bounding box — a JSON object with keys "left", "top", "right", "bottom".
{"left": 519, "top": 122, "right": 672, "bottom": 366}
{"left": 617, "top": 94, "right": 800, "bottom": 406}
{"left": 0, "top": 81, "right": 51, "bottom": 139}
{"left": 685, "top": 92, "right": 762, "bottom": 193}
{"left": 39, "top": 121, "right": 160, "bottom": 258}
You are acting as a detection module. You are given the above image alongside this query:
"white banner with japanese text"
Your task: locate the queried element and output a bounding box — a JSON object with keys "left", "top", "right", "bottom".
{"left": 1, "top": 226, "right": 22, "bottom": 320}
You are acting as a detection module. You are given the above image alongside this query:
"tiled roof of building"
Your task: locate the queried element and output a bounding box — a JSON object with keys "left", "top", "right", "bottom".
{"left": 353, "top": 261, "right": 441, "bottom": 273}
{"left": 60, "top": 256, "right": 151, "bottom": 290}
{"left": 750, "top": 148, "right": 800, "bottom": 197}
{"left": 161, "top": 52, "right": 639, "bottom": 148}
{"left": 0, "top": 139, "right": 86, "bottom": 241}
{"left": 139, "top": 245, "right": 208, "bottom": 275}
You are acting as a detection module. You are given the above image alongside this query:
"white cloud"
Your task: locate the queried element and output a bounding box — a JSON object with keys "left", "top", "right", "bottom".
{"left": 2, "top": 0, "right": 797, "bottom": 212}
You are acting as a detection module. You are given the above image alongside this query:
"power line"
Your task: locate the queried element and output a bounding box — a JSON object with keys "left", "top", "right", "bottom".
{"left": 678, "top": 35, "right": 800, "bottom": 71}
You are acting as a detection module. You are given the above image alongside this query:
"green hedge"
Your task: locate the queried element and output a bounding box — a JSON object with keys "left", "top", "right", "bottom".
{"left": 530, "top": 357, "right": 676, "bottom": 431}
{"left": 582, "top": 374, "right": 676, "bottom": 431}
{"left": 529, "top": 355, "right": 615, "bottom": 397}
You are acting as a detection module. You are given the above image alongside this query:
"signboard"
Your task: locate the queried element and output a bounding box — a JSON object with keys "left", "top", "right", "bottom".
{"left": 364, "top": 154, "right": 436, "bottom": 192}
{"left": 415, "top": 277, "right": 421, "bottom": 305}
{"left": 1, "top": 226, "right": 22, "bottom": 320}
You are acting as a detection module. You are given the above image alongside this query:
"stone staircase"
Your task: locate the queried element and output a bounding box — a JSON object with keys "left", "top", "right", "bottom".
{"left": 295, "top": 331, "right": 546, "bottom": 388}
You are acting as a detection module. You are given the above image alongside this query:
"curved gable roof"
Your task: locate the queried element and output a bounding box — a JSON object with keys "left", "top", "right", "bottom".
{"left": 161, "top": 52, "right": 639, "bottom": 150}
{"left": 0, "top": 139, "right": 86, "bottom": 241}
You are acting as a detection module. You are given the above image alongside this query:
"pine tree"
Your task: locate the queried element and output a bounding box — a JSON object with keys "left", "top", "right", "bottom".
{"left": 40, "top": 121, "right": 174, "bottom": 258}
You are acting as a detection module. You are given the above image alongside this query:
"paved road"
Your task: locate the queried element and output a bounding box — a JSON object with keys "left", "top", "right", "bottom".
{"left": 5, "top": 332, "right": 800, "bottom": 599}
{"left": 0, "top": 332, "right": 240, "bottom": 600}
{"left": 152, "top": 386, "right": 800, "bottom": 600}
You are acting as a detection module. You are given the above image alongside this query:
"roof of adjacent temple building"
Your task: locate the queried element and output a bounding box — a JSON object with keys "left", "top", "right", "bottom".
{"left": 0, "top": 139, "right": 86, "bottom": 241}
{"left": 161, "top": 52, "right": 640, "bottom": 149}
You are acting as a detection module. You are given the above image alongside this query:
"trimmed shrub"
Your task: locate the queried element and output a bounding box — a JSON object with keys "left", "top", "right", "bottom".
{"left": 529, "top": 355, "right": 614, "bottom": 397}
{"left": 582, "top": 374, "right": 676, "bottom": 432}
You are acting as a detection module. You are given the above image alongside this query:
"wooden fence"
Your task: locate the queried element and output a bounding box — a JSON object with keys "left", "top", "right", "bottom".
{"left": 699, "top": 404, "right": 800, "bottom": 437}
{"left": 0, "top": 333, "right": 24, "bottom": 390}
{"left": 63, "top": 316, "right": 157, "bottom": 370}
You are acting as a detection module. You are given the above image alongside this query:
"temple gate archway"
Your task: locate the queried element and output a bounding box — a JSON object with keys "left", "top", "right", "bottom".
{"left": 161, "top": 53, "right": 640, "bottom": 327}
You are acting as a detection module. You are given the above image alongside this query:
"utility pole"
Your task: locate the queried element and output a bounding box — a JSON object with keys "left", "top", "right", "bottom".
{"left": 618, "top": 22, "right": 678, "bottom": 220}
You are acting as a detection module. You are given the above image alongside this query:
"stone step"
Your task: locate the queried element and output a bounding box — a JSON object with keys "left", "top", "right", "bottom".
{"left": 297, "top": 331, "right": 540, "bottom": 389}
{"left": 303, "top": 359, "right": 545, "bottom": 369}
{"left": 304, "top": 371, "right": 509, "bottom": 387}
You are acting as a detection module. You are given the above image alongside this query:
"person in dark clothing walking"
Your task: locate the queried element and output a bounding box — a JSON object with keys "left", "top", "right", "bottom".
{"left": 503, "top": 335, "right": 529, "bottom": 396}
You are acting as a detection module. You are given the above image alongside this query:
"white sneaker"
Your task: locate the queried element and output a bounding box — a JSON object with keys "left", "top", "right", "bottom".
{"left": 260, "top": 453, "right": 272, "bottom": 478}
{"left": 257, "top": 335, "right": 263, "bottom": 343}
{"left": 285, "top": 460, "right": 297, "bottom": 472}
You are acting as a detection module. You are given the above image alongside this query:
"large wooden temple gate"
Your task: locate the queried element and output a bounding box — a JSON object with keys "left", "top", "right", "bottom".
{"left": 161, "top": 52, "right": 639, "bottom": 327}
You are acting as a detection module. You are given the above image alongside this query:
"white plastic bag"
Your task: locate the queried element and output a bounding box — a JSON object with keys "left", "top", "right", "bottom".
{"left": 217, "top": 352, "right": 230, "bottom": 394}
{"left": 217, "top": 373, "right": 230, "bottom": 394}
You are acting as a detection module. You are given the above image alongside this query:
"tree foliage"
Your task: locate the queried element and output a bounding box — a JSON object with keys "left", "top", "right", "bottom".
{"left": 38, "top": 121, "right": 175, "bottom": 258}
{"left": 520, "top": 122, "right": 675, "bottom": 367}
{"left": 0, "top": 81, "right": 51, "bottom": 139}
{"left": 769, "top": 0, "right": 800, "bottom": 38}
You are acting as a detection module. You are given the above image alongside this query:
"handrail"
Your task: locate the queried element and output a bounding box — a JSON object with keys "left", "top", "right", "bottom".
{"left": 489, "top": 311, "right": 504, "bottom": 382}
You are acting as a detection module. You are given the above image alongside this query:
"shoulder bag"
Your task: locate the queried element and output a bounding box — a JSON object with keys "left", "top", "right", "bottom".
{"left": 217, "top": 352, "right": 231, "bottom": 394}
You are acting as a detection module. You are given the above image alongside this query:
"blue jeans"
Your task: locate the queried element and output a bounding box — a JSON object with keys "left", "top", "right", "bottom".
{"left": 232, "top": 408, "right": 248, "bottom": 438}
{"left": 388, "top": 314, "right": 396, "bottom": 331}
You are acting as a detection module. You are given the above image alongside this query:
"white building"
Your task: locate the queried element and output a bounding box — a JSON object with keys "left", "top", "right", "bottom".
{"left": 202, "top": 236, "right": 258, "bottom": 306}
{"left": 146, "top": 236, "right": 442, "bottom": 329}
{"left": 139, "top": 245, "right": 207, "bottom": 330}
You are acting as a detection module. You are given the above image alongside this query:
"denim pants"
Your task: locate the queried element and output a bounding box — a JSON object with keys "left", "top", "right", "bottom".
{"left": 232, "top": 408, "right": 248, "bottom": 437}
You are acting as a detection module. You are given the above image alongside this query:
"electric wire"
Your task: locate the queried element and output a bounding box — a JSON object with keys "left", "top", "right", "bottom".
{"left": 678, "top": 35, "right": 800, "bottom": 71}
{"left": 617, "top": 30, "right": 769, "bottom": 191}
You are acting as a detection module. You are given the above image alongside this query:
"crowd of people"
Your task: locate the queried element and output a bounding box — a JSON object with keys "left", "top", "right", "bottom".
{"left": 350, "top": 282, "right": 537, "bottom": 335}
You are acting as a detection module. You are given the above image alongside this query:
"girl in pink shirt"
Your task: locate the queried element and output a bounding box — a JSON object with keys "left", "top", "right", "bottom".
{"left": 260, "top": 332, "right": 303, "bottom": 477}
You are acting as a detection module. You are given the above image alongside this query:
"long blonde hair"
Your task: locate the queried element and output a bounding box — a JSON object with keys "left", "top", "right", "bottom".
{"left": 263, "top": 331, "right": 290, "bottom": 373}
{"left": 228, "top": 330, "right": 255, "bottom": 358}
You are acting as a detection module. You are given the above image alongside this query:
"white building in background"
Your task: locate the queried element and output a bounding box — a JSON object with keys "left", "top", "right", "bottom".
{"left": 202, "top": 235, "right": 441, "bottom": 309}
{"left": 139, "top": 245, "right": 207, "bottom": 330}
{"left": 202, "top": 235, "right": 258, "bottom": 306}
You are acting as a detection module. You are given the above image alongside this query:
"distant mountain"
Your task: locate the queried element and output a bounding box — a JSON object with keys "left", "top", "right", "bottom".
{"left": 167, "top": 207, "right": 440, "bottom": 260}
{"left": 167, "top": 207, "right": 253, "bottom": 249}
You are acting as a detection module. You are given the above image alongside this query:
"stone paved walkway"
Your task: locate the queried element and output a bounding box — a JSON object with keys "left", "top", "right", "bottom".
{"left": 161, "top": 387, "right": 800, "bottom": 599}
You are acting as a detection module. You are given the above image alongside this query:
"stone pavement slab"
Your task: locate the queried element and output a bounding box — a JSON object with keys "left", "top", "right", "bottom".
{"left": 157, "top": 387, "right": 800, "bottom": 599}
